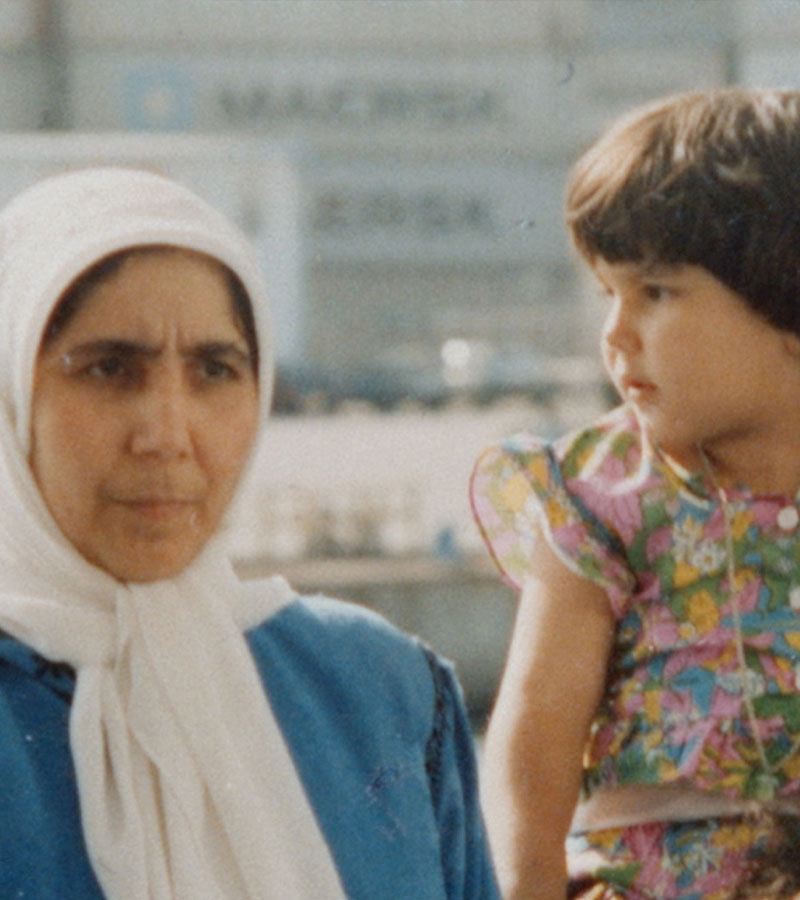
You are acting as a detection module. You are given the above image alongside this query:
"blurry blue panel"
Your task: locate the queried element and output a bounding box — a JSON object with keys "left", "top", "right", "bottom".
{"left": 122, "top": 64, "right": 195, "bottom": 130}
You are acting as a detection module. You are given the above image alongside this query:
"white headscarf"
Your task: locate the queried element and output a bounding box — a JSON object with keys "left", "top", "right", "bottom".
{"left": 0, "top": 167, "right": 345, "bottom": 898}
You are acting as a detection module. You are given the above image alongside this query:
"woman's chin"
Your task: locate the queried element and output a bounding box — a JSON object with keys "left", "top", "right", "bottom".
{"left": 85, "top": 540, "right": 207, "bottom": 584}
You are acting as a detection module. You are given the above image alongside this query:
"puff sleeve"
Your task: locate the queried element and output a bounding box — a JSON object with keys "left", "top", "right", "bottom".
{"left": 470, "top": 432, "right": 636, "bottom": 618}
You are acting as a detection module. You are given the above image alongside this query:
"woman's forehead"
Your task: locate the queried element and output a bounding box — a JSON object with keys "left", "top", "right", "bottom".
{"left": 48, "top": 249, "right": 244, "bottom": 344}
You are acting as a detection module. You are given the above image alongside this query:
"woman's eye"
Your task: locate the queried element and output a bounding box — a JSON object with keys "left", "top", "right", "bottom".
{"left": 85, "top": 356, "right": 133, "bottom": 381}
{"left": 197, "top": 357, "right": 240, "bottom": 382}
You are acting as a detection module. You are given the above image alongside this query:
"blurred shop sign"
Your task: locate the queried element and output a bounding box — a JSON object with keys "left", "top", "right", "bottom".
{"left": 308, "top": 160, "right": 565, "bottom": 265}
{"left": 216, "top": 78, "right": 499, "bottom": 128}
{"left": 69, "top": 52, "right": 564, "bottom": 152}
{"left": 69, "top": 49, "right": 726, "bottom": 155}
{"left": 0, "top": 134, "right": 304, "bottom": 362}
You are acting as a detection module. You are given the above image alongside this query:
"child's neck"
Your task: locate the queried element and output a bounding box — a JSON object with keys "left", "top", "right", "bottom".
{"left": 687, "top": 434, "right": 800, "bottom": 497}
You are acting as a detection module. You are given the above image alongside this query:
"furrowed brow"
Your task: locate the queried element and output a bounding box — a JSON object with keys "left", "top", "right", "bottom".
{"left": 63, "top": 339, "right": 161, "bottom": 361}
{"left": 183, "top": 342, "right": 252, "bottom": 365}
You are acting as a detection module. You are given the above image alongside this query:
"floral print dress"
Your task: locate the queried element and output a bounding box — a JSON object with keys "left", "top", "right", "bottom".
{"left": 470, "top": 404, "right": 800, "bottom": 900}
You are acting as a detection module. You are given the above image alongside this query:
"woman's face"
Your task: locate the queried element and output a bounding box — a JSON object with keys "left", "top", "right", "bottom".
{"left": 29, "top": 248, "right": 260, "bottom": 582}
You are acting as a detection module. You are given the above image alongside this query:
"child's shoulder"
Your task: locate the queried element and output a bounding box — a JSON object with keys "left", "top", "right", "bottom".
{"left": 470, "top": 404, "right": 642, "bottom": 606}
{"left": 492, "top": 403, "right": 645, "bottom": 486}
{"left": 471, "top": 405, "right": 646, "bottom": 513}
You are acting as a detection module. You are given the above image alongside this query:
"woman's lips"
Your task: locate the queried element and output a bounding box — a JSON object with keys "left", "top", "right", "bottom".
{"left": 115, "top": 498, "right": 199, "bottom": 520}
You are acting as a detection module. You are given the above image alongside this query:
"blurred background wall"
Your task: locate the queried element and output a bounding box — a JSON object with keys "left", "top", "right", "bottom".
{"left": 5, "top": 0, "right": 799, "bottom": 721}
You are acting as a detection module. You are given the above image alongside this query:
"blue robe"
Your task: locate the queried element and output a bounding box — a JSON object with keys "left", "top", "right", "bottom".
{"left": 0, "top": 594, "right": 499, "bottom": 899}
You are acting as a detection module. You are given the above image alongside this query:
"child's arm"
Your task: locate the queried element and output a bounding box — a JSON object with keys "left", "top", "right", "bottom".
{"left": 482, "top": 533, "right": 615, "bottom": 900}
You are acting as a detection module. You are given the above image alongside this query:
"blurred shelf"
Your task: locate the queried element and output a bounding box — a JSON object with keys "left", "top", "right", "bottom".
{"left": 235, "top": 552, "right": 499, "bottom": 589}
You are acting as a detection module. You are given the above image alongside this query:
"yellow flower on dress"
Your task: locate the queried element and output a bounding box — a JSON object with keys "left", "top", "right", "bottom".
{"left": 771, "top": 655, "right": 791, "bottom": 674}
{"left": 585, "top": 828, "right": 623, "bottom": 852}
{"left": 643, "top": 689, "right": 661, "bottom": 725}
{"left": 709, "top": 820, "right": 759, "bottom": 852}
{"left": 673, "top": 560, "right": 701, "bottom": 589}
{"left": 730, "top": 510, "right": 750, "bottom": 541}
{"left": 544, "top": 493, "right": 572, "bottom": 530}
{"left": 686, "top": 590, "right": 719, "bottom": 636}
{"left": 780, "top": 747, "right": 800, "bottom": 781}
{"left": 500, "top": 471, "right": 531, "bottom": 515}
{"left": 712, "top": 769, "right": 748, "bottom": 793}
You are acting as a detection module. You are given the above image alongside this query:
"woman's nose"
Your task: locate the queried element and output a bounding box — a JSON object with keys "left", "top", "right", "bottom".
{"left": 129, "top": 369, "right": 193, "bottom": 458}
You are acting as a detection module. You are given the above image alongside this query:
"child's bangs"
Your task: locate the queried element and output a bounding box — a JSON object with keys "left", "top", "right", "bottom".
{"left": 569, "top": 183, "right": 697, "bottom": 267}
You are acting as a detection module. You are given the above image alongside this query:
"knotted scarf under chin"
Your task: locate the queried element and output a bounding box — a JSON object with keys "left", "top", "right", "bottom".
{"left": 68, "top": 557, "right": 345, "bottom": 899}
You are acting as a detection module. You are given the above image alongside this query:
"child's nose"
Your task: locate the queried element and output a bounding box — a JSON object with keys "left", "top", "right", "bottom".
{"left": 602, "top": 299, "right": 640, "bottom": 354}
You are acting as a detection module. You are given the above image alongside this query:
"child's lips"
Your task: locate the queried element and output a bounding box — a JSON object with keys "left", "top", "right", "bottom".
{"left": 620, "top": 375, "right": 657, "bottom": 398}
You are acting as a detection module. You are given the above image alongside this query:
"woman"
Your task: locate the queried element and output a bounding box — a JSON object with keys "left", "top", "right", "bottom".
{"left": 0, "top": 166, "right": 498, "bottom": 899}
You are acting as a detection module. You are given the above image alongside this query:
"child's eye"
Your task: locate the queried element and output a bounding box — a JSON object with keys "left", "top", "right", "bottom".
{"left": 642, "top": 283, "right": 670, "bottom": 301}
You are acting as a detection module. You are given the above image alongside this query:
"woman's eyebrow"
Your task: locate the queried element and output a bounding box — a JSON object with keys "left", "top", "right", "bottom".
{"left": 61, "top": 339, "right": 160, "bottom": 361}
{"left": 61, "top": 339, "right": 250, "bottom": 361}
{"left": 187, "top": 342, "right": 252, "bottom": 364}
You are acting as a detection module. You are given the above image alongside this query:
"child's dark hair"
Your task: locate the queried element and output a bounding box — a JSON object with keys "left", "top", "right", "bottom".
{"left": 566, "top": 88, "right": 800, "bottom": 335}
{"left": 42, "top": 245, "right": 259, "bottom": 374}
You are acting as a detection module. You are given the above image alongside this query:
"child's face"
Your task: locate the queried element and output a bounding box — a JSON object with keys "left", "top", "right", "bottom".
{"left": 593, "top": 257, "right": 800, "bottom": 469}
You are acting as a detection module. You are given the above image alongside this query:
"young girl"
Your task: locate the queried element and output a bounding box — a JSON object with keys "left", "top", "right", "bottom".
{"left": 471, "top": 89, "right": 800, "bottom": 900}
